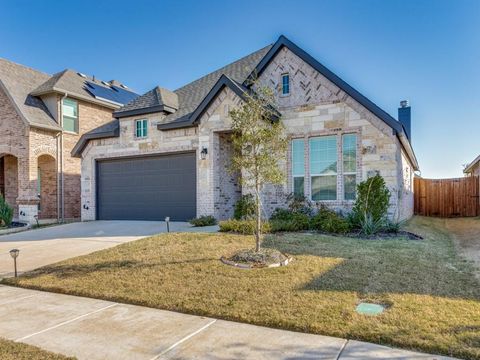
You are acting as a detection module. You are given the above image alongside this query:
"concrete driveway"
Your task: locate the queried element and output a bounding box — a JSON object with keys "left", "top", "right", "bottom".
{"left": 0, "top": 221, "right": 218, "bottom": 277}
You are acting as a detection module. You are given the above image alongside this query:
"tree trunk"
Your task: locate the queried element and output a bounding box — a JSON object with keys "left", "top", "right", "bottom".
{"left": 255, "top": 182, "right": 261, "bottom": 252}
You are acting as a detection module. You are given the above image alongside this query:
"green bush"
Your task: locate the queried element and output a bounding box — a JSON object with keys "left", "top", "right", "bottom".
{"left": 351, "top": 174, "right": 390, "bottom": 233}
{"left": 270, "top": 208, "right": 293, "bottom": 221}
{"left": 189, "top": 215, "right": 217, "bottom": 227}
{"left": 0, "top": 195, "right": 13, "bottom": 227}
{"left": 358, "top": 213, "right": 385, "bottom": 236}
{"left": 310, "top": 205, "right": 350, "bottom": 234}
{"left": 286, "top": 193, "right": 314, "bottom": 216}
{"left": 233, "top": 194, "right": 256, "bottom": 220}
{"left": 219, "top": 219, "right": 271, "bottom": 234}
{"left": 270, "top": 212, "right": 310, "bottom": 232}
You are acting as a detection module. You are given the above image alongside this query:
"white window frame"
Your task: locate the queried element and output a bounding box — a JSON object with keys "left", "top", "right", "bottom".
{"left": 291, "top": 138, "right": 305, "bottom": 196}
{"left": 135, "top": 119, "right": 148, "bottom": 138}
{"left": 309, "top": 135, "right": 338, "bottom": 201}
{"left": 342, "top": 133, "right": 358, "bottom": 201}
{"left": 62, "top": 98, "right": 79, "bottom": 134}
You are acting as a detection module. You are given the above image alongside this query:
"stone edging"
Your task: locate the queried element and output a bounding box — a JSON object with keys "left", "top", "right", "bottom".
{"left": 220, "top": 256, "right": 293, "bottom": 269}
{"left": 0, "top": 222, "right": 31, "bottom": 236}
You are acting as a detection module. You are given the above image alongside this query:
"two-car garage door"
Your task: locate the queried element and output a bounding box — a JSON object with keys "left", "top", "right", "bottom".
{"left": 96, "top": 152, "right": 196, "bottom": 221}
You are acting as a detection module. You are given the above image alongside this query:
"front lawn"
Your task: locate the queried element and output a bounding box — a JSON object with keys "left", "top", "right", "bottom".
{"left": 0, "top": 338, "right": 74, "bottom": 360}
{"left": 4, "top": 217, "right": 480, "bottom": 359}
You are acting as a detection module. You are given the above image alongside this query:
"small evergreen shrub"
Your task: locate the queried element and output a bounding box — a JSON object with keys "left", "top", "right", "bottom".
{"left": 219, "top": 219, "right": 271, "bottom": 234}
{"left": 351, "top": 174, "right": 390, "bottom": 234}
{"left": 310, "top": 205, "right": 350, "bottom": 234}
{"left": 189, "top": 215, "right": 217, "bottom": 227}
{"left": 286, "top": 193, "right": 315, "bottom": 216}
{"left": 0, "top": 195, "right": 13, "bottom": 227}
{"left": 270, "top": 212, "right": 310, "bottom": 232}
{"left": 233, "top": 194, "right": 256, "bottom": 220}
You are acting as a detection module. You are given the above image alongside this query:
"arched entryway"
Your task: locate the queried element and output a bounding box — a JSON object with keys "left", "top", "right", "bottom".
{"left": 37, "top": 154, "right": 57, "bottom": 219}
{"left": 0, "top": 154, "right": 19, "bottom": 217}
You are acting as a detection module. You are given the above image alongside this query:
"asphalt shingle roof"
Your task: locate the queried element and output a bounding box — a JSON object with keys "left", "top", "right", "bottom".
{"left": 0, "top": 58, "right": 60, "bottom": 130}
{"left": 116, "top": 44, "right": 273, "bottom": 125}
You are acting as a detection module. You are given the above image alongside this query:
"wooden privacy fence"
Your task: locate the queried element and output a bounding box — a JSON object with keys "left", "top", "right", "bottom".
{"left": 414, "top": 176, "right": 479, "bottom": 217}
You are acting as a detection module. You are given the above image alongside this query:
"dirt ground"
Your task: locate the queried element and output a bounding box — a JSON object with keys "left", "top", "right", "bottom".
{"left": 443, "top": 217, "right": 480, "bottom": 279}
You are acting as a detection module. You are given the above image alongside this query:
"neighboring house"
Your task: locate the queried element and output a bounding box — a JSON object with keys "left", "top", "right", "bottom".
{"left": 464, "top": 155, "right": 480, "bottom": 177}
{"left": 0, "top": 58, "right": 138, "bottom": 223}
{"left": 73, "top": 35, "right": 419, "bottom": 222}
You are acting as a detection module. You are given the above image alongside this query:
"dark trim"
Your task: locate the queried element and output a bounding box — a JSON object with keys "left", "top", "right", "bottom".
{"left": 71, "top": 121, "right": 120, "bottom": 158}
{"left": 190, "top": 75, "right": 249, "bottom": 125}
{"left": 244, "top": 35, "right": 404, "bottom": 135}
{"left": 114, "top": 105, "right": 167, "bottom": 118}
{"left": 95, "top": 160, "right": 99, "bottom": 220}
{"left": 158, "top": 119, "right": 196, "bottom": 130}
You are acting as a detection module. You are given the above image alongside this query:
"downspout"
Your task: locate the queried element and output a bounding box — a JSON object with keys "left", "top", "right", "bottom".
{"left": 59, "top": 92, "right": 68, "bottom": 223}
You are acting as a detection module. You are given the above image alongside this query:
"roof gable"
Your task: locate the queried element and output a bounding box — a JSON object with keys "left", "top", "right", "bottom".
{"left": 0, "top": 58, "right": 60, "bottom": 131}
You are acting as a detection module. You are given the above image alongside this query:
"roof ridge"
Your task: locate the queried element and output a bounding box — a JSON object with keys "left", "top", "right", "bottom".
{"left": 173, "top": 44, "right": 273, "bottom": 93}
{"left": 0, "top": 57, "right": 51, "bottom": 77}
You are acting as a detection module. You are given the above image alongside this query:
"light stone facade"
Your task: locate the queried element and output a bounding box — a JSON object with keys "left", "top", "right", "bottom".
{"left": 80, "top": 48, "right": 416, "bottom": 222}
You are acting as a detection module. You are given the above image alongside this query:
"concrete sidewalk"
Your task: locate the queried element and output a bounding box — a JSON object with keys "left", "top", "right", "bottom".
{"left": 0, "top": 285, "right": 455, "bottom": 360}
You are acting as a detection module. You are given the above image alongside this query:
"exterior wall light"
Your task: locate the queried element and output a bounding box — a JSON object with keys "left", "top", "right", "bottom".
{"left": 9, "top": 249, "right": 20, "bottom": 277}
{"left": 200, "top": 147, "right": 208, "bottom": 160}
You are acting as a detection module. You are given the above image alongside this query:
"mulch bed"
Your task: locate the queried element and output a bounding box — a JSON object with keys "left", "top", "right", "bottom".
{"left": 0, "top": 222, "right": 27, "bottom": 230}
{"left": 221, "top": 248, "right": 292, "bottom": 268}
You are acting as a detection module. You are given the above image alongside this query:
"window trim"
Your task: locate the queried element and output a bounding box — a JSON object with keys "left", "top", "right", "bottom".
{"left": 290, "top": 131, "right": 360, "bottom": 203}
{"left": 281, "top": 73, "right": 290, "bottom": 96}
{"left": 342, "top": 133, "right": 358, "bottom": 201}
{"left": 62, "top": 98, "right": 79, "bottom": 134}
{"left": 291, "top": 138, "right": 305, "bottom": 196}
{"left": 309, "top": 135, "right": 338, "bottom": 201}
{"left": 135, "top": 119, "right": 148, "bottom": 138}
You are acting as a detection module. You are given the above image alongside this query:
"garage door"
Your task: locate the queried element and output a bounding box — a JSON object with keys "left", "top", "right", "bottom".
{"left": 96, "top": 152, "right": 196, "bottom": 221}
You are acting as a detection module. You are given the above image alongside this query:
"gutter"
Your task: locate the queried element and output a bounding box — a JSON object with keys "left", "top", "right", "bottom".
{"left": 398, "top": 131, "right": 419, "bottom": 171}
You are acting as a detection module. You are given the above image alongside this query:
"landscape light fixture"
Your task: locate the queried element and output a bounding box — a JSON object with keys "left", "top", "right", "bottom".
{"left": 200, "top": 147, "right": 208, "bottom": 160}
{"left": 165, "top": 217, "right": 170, "bottom": 233}
{"left": 9, "top": 249, "right": 20, "bottom": 278}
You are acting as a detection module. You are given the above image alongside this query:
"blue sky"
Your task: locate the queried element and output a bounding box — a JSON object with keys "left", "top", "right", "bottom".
{"left": 1, "top": 0, "right": 478, "bottom": 178}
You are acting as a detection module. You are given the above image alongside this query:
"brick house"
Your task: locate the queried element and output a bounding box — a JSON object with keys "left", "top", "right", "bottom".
{"left": 0, "top": 58, "right": 138, "bottom": 223}
{"left": 73, "top": 35, "right": 419, "bottom": 222}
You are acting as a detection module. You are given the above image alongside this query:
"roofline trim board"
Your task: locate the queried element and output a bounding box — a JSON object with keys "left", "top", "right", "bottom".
{"left": 464, "top": 155, "right": 480, "bottom": 173}
{"left": 114, "top": 104, "right": 177, "bottom": 119}
{"left": 71, "top": 122, "right": 120, "bottom": 158}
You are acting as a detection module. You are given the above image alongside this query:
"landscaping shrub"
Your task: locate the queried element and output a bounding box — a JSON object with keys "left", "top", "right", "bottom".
{"left": 286, "top": 193, "right": 315, "bottom": 216}
{"left": 270, "top": 212, "right": 310, "bottom": 232}
{"left": 351, "top": 174, "right": 390, "bottom": 234}
{"left": 189, "top": 215, "right": 217, "bottom": 227}
{"left": 0, "top": 195, "right": 13, "bottom": 227}
{"left": 233, "top": 194, "right": 256, "bottom": 220}
{"left": 310, "top": 205, "right": 350, "bottom": 234}
{"left": 357, "top": 213, "right": 385, "bottom": 236}
{"left": 219, "top": 219, "right": 271, "bottom": 234}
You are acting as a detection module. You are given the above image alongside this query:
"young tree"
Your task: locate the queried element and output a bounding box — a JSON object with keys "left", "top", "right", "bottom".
{"left": 229, "top": 86, "right": 288, "bottom": 251}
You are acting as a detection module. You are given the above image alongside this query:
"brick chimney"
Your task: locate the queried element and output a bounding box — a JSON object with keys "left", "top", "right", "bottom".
{"left": 398, "top": 100, "right": 411, "bottom": 141}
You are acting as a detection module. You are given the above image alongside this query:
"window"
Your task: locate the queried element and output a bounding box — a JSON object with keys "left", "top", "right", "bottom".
{"left": 310, "top": 136, "right": 337, "bottom": 200}
{"left": 62, "top": 98, "right": 78, "bottom": 133}
{"left": 342, "top": 134, "right": 357, "bottom": 200}
{"left": 291, "top": 139, "right": 304, "bottom": 196}
{"left": 281, "top": 74, "right": 290, "bottom": 95}
{"left": 135, "top": 119, "right": 148, "bottom": 138}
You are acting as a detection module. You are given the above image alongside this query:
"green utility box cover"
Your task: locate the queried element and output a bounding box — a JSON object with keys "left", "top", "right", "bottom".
{"left": 356, "top": 302, "right": 385, "bottom": 315}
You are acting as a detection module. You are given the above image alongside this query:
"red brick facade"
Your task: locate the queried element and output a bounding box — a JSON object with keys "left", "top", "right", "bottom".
{"left": 0, "top": 86, "right": 115, "bottom": 222}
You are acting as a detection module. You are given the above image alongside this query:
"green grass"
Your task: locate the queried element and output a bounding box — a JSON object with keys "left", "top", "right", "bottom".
{"left": 4, "top": 217, "right": 480, "bottom": 359}
{"left": 0, "top": 338, "right": 74, "bottom": 360}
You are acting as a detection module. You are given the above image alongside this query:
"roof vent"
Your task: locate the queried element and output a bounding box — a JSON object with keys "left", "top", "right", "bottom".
{"left": 109, "top": 80, "right": 122, "bottom": 87}
{"left": 400, "top": 100, "right": 409, "bottom": 108}
{"left": 101, "top": 81, "right": 111, "bottom": 87}
{"left": 77, "top": 72, "right": 87, "bottom": 78}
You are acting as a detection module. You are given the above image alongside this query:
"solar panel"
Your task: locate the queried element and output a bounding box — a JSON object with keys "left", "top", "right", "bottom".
{"left": 84, "top": 81, "right": 138, "bottom": 105}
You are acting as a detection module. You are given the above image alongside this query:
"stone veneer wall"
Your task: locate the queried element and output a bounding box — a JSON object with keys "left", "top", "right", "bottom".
{"left": 214, "top": 132, "right": 241, "bottom": 220}
{"left": 79, "top": 48, "right": 416, "bottom": 221}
